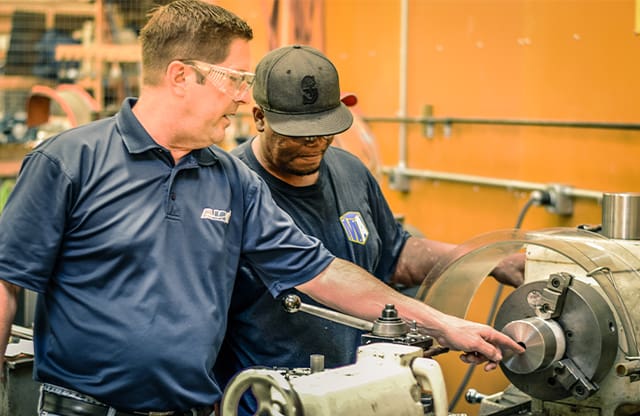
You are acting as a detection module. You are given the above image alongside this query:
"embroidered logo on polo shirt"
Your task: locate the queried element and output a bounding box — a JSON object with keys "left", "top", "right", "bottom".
{"left": 339, "top": 211, "right": 369, "bottom": 245}
{"left": 201, "top": 208, "right": 231, "bottom": 224}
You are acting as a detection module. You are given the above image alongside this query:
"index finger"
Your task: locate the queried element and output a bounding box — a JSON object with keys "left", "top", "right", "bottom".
{"left": 487, "top": 328, "right": 526, "bottom": 356}
{"left": 469, "top": 329, "right": 524, "bottom": 363}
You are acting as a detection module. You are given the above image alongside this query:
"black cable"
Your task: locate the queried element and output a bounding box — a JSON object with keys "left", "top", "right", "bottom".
{"left": 514, "top": 197, "right": 537, "bottom": 230}
{"left": 448, "top": 190, "right": 550, "bottom": 411}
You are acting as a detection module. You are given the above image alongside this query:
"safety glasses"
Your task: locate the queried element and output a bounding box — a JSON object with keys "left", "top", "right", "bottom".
{"left": 181, "top": 59, "right": 255, "bottom": 101}
{"left": 274, "top": 132, "right": 334, "bottom": 146}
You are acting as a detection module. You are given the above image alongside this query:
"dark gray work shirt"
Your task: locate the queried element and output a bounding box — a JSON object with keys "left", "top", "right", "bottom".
{"left": 215, "top": 140, "right": 409, "bottom": 415}
{"left": 0, "top": 98, "right": 334, "bottom": 412}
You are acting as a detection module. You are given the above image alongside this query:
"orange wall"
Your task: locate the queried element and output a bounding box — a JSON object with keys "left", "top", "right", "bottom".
{"left": 217, "top": 1, "right": 640, "bottom": 414}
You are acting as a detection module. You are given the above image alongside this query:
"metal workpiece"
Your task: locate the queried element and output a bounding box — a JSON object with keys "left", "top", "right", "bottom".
{"left": 500, "top": 317, "right": 566, "bottom": 375}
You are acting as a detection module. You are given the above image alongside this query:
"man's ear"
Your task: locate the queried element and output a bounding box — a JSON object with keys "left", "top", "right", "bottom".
{"left": 253, "top": 106, "right": 266, "bottom": 132}
{"left": 166, "top": 61, "right": 188, "bottom": 95}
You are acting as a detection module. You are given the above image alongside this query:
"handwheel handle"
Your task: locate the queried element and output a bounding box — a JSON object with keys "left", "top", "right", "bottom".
{"left": 220, "top": 369, "right": 298, "bottom": 416}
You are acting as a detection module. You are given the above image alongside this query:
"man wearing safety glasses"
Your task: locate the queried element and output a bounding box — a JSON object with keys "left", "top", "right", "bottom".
{"left": 0, "top": 2, "right": 523, "bottom": 416}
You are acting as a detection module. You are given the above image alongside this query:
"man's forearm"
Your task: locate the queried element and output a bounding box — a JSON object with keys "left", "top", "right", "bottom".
{"left": 296, "top": 258, "right": 448, "bottom": 334}
{"left": 392, "top": 237, "right": 456, "bottom": 288}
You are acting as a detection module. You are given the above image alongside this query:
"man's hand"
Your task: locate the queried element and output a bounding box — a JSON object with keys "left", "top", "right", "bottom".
{"left": 433, "top": 313, "right": 525, "bottom": 371}
{"left": 489, "top": 252, "right": 525, "bottom": 288}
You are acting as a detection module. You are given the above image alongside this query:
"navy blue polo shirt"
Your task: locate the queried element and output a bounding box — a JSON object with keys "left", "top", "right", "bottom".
{"left": 0, "top": 98, "right": 335, "bottom": 412}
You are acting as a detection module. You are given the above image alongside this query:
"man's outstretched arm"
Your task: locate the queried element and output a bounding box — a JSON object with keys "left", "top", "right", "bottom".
{"left": 297, "top": 258, "right": 524, "bottom": 371}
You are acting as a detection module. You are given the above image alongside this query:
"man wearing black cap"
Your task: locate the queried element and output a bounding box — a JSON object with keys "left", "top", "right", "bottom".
{"left": 215, "top": 45, "right": 524, "bottom": 415}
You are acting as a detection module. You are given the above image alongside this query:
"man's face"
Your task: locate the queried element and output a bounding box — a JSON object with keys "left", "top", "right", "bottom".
{"left": 258, "top": 111, "right": 334, "bottom": 177}
{"left": 183, "top": 38, "right": 253, "bottom": 148}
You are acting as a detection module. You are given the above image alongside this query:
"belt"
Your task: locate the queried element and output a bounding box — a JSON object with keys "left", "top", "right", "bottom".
{"left": 41, "top": 390, "right": 216, "bottom": 416}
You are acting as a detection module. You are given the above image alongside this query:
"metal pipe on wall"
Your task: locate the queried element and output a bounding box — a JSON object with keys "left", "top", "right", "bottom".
{"left": 364, "top": 115, "right": 640, "bottom": 138}
{"left": 396, "top": 0, "right": 409, "bottom": 174}
{"left": 382, "top": 165, "right": 604, "bottom": 202}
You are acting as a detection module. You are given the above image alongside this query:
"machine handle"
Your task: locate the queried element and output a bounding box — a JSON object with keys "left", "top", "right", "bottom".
{"left": 411, "top": 357, "right": 448, "bottom": 416}
{"left": 220, "top": 369, "right": 297, "bottom": 416}
{"left": 282, "top": 294, "right": 374, "bottom": 332}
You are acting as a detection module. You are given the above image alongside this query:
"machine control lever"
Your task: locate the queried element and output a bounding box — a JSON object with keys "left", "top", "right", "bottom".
{"left": 465, "top": 388, "right": 486, "bottom": 403}
{"left": 282, "top": 295, "right": 435, "bottom": 351}
{"left": 282, "top": 294, "right": 374, "bottom": 332}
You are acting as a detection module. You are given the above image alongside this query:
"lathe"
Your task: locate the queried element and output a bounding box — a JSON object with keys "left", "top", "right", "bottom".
{"left": 221, "top": 192, "right": 640, "bottom": 416}
{"left": 420, "top": 192, "right": 640, "bottom": 415}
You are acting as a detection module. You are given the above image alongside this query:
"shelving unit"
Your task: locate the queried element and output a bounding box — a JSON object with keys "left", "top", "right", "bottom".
{"left": 54, "top": 0, "right": 142, "bottom": 112}
{"left": 0, "top": 0, "right": 143, "bottom": 176}
{"left": 0, "top": 1, "right": 96, "bottom": 29}
{"left": 0, "top": 0, "right": 96, "bottom": 90}
{"left": 55, "top": 42, "right": 141, "bottom": 111}
{"left": 0, "top": 0, "right": 141, "bottom": 111}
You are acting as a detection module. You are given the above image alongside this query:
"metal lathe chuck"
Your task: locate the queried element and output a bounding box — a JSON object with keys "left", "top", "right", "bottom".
{"left": 494, "top": 277, "right": 618, "bottom": 401}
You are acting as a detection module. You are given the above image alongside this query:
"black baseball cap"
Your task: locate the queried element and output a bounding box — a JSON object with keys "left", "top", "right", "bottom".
{"left": 253, "top": 45, "right": 354, "bottom": 137}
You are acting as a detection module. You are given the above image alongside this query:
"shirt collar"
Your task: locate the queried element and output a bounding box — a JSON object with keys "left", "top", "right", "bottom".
{"left": 115, "top": 97, "right": 219, "bottom": 167}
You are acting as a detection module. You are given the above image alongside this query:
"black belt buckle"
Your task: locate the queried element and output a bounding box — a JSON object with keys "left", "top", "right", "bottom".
{"left": 41, "top": 390, "right": 112, "bottom": 416}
